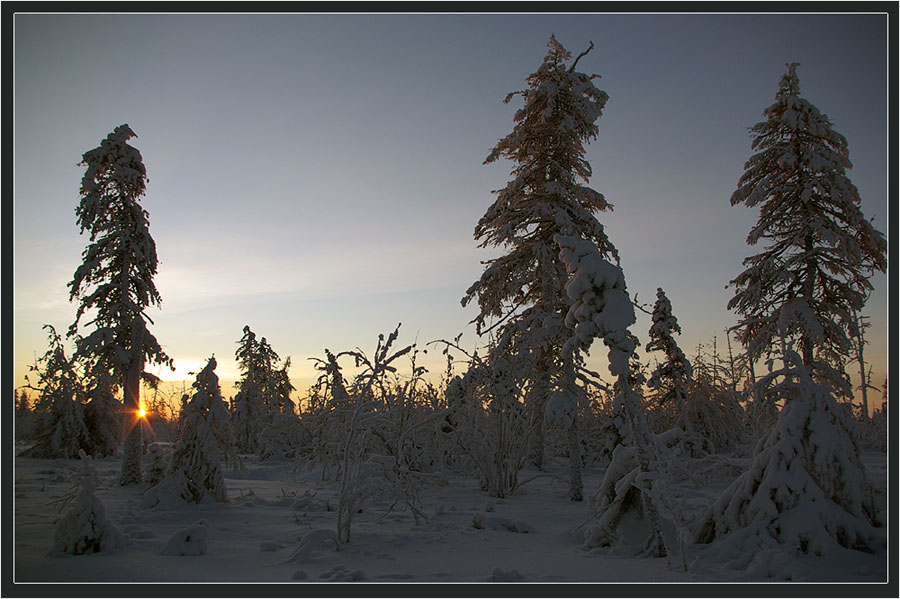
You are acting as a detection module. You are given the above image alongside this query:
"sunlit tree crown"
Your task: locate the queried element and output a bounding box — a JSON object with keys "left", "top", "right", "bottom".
{"left": 728, "top": 64, "right": 886, "bottom": 391}
{"left": 464, "top": 35, "right": 616, "bottom": 344}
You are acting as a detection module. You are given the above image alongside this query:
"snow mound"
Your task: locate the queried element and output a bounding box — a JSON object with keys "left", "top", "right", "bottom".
{"left": 472, "top": 513, "right": 534, "bottom": 533}
{"left": 317, "top": 564, "right": 366, "bottom": 581}
{"left": 160, "top": 519, "right": 210, "bottom": 556}
{"left": 51, "top": 452, "right": 126, "bottom": 555}
{"left": 283, "top": 528, "right": 340, "bottom": 563}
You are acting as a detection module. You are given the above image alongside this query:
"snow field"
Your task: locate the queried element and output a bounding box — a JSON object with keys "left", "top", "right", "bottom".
{"left": 13, "top": 447, "right": 888, "bottom": 584}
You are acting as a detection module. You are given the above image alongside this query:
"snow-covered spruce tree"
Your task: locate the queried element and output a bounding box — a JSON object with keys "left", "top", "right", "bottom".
{"left": 15, "top": 390, "right": 35, "bottom": 443}
{"left": 556, "top": 235, "right": 676, "bottom": 558}
{"left": 694, "top": 342, "right": 883, "bottom": 565}
{"left": 646, "top": 292, "right": 748, "bottom": 455}
{"left": 462, "top": 36, "right": 616, "bottom": 478}
{"left": 51, "top": 450, "right": 126, "bottom": 555}
{"left": 258, "top": 357, "right": 301, "bottom": 460}
{"left": 645, "top": 289, "right": 694, "bottom": 431}
{"left": 646, "top": 289, "right": 691, "bottom": 401}
{"left": 20, "top": 325, "right": 91, "bottom": 459}
{"left": 231, "top": 326, "right": 297, "bottom": 458}
{"left": 696, "top": 64, "right": 887, "bottom": 563}
{"left": 67, "top": 124, "right": 173, "bottom": 485}
{"left": 728, "top": 63, "right": 887, "bottom": 394}
{"left": 142, "top": 357, "right": 234, "bottom": 508}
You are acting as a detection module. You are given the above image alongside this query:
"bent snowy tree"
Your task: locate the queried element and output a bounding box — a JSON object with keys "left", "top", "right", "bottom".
{"left": 556, "top": 235, "right": 672, "bottom": 557}
{"left": 68, "top": 124, "right": 172, "bottom": 485}
{"left": 462, "top": 36, "right": 616, "bottom": 485}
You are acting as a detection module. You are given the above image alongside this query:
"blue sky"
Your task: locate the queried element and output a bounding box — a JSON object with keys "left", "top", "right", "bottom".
{"left": 13, "top": 11, "right": 889, "bottom": 406}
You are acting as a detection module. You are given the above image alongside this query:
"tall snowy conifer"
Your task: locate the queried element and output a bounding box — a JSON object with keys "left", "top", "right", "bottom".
{"left": 68, "top": 124, "right": 172, "bottom": 485}
{"left": 728, "top": 64, "right": 886, "bottom": 393}
{"left": 463, "top": 36, "right": 616, "bottom": 470}
{"left": 696, "top": 64, "right": 886, "bottom": 562}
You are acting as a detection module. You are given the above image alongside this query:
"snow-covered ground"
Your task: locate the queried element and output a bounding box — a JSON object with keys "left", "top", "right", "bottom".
{"left": 12, "top": 444, "right": 889, "bottom": 588}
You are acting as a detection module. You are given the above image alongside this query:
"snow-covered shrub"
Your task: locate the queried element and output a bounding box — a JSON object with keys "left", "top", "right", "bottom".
{"left": 300, "top": 349, "right": 354, "bottom": 479}
{"left": 576, "top": 381, "right": 640, "bottom": 471}
{"left": 652, "top": 349, "right": 749, "bottom": 457}
{"left": 143, "top": 442, "right": 171, "bottom": 487}
{"left": 857, "top": 404, "right": 887, "bottom": 452}
{"left": 694, "top": 345, "right": 884, "bottom": 561}
{"left": 51, "top": 450, "right": 126, "bottom": 555}
{"left": 443, "top": 351, "right": 531, "bottom": 499}
{"left": 332, "top": 326, "right": 439, "bottom": 543}
{"left": 20, "top": 326, "right": 91, "bottom": 459}
{"left": 583, "top": 429, "right": 685, "bottom": 554}
{"left": 142, "top": 357, "right": 234, "bottom": 508}
{"left": 257, "top": 411, "right": 304, "bottom": 461}
{"left": 333, "top": 391, "right": 380, "bottom": 545}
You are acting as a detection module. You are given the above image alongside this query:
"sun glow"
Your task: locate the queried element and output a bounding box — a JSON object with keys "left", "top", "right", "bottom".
{"left": 154, "top": 358, "right": 237, "bottom": 383}
{"left": 137, "top": 407, "right": 146, "bottom": 418}
{"left": 156, "top": 359, "right": 206, "bottom": 382}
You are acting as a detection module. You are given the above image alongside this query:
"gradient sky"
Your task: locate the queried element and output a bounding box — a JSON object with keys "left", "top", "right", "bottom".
{"left": 12, "top": 11, "right": 890, "bottom": 408}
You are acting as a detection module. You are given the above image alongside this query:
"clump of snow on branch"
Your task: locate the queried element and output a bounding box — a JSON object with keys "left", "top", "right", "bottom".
{"left": 555, "top": 234, "right": 634, "bottom": 374}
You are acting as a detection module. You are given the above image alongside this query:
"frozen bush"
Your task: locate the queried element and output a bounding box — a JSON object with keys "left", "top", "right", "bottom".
{"left": 51, "top": 451, "right": 126, "bottom": 555}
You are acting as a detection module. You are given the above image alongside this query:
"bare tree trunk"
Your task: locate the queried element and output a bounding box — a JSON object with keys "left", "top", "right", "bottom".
{"left": 563, "top": 349, "right": 582, "bottom": 501}
{"left": 567, "top": 411, "right": 583, "bottom": 501}
{"left": 119, "top": 322, "right": 144, "bottom": 486}
{"left": 527, "top": 351, "right": 549, "bottom": 470}
{"left": 725, "top": 330, "right": 738, "bottom": 393}
{"left": 854, "top": 312, "right": 870, "bottom": 421}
